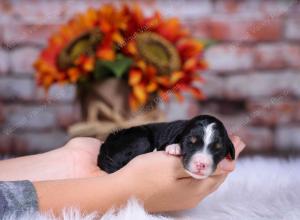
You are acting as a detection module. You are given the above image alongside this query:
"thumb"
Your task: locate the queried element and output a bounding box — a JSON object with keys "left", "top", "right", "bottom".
{"left": 163, "top": 154, "right": 191, "bottom": 179}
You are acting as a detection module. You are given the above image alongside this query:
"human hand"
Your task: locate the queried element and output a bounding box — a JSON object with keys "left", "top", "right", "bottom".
{"left": 0, "top": 137, "right": 106, "bottom": 181}
{"left": 59, "top": 137, "right": 107, "bottom": 179}
{"left": 214, "top": 135, "right": 246, "bottom": 175}
{"left": 117, "top": 136, "right": 245, "bottom": 212}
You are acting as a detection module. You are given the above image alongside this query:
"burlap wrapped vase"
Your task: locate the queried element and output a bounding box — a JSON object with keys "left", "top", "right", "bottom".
{"left": 68, "top": 78, "right": 165, "bottom": 139}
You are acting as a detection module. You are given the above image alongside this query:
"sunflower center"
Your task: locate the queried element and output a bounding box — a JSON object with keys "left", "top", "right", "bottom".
{"left": 136, "top": 32, "right": 181, "bottom": 75}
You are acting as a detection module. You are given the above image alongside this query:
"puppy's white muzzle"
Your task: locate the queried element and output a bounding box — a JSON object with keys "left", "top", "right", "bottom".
{"left": 186, "top": 152, "right": 213, "bottom": 179}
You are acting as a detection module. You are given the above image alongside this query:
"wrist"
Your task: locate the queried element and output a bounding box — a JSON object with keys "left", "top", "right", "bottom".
{"left": 114, "top": 166, "right": 152, "bottom": 208}
{"left": 39, "top": 148, "right": 74, "bottom": 180}
{"left": 113, "top": 169, "right": 137, "bottom": 197}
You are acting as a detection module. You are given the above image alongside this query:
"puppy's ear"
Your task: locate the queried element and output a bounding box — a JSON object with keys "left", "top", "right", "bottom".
{"left": 226, "top": 137, "right": 235, "bottom": 160}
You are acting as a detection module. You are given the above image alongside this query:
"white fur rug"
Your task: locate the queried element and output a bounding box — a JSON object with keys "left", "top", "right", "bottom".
{"left": 5, "top": 157, "right": 300, "bottom": 220}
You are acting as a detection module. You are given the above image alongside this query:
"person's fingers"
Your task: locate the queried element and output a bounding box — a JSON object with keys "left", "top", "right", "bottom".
{"left": 212, "top": 136, "right": 246, "bottom": 176}
{"left": 184, "top": 174, "right": 228, "bottom": 196}
{"left": 132, "top": 151, "right": 190, "bottom": 179}
{"left": 216, "top": 160, "right": 236, "bottom": 174}
{"left": 230, "top": 135, "right": 246, "bottom": 155}
{"left": 164, "top": 154, "right": 191, "bottom": 179}
{"left": 205, "top": 174, "right": 227, "bottom": 194}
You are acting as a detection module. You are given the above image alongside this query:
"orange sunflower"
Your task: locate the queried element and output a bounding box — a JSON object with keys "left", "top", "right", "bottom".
{"left": 120, "top": 6, "right": 207, "bottom": 109}
{"left": 34, "top": 4, "right": 207, "bottom": 110}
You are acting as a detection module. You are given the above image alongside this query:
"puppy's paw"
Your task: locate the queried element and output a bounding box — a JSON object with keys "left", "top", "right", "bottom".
{"left": 165, "top": 144, "right": 181, "bottom": 155}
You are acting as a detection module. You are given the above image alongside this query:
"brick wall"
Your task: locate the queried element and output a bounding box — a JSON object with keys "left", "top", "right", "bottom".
{"left": 0, "top": 0, "right": 300, "bottom": 155}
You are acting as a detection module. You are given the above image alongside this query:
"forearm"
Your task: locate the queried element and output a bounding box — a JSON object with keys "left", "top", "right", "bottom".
{"left": 33, "top": 172, "right": 134, "bottom": 215}
{"left": 0, "top": 149, "right": 73, "bottom": 181}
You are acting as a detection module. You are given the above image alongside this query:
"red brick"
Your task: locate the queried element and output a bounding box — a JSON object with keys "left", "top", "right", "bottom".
{"left": 9, "top": 135, "right": 29, "bottom": 156}
{"left": 166, "top": 100, "right": 250, "bottom": 133}
{"left": 35, "top": 84, "right": 76, "bottom": 103}
{"left": 183, "top": 19, "right": 210, "bottom": 39}
{"left": 283, "top": 44, "right": 300, "bottom": 69}
{"left": 162, "top": 94, "right": 192, "bottom": 120}
{"left": 0, "top": 0, "right": 12, "bottom": 13}
{"left": 217, "top": 116, "right": 275, "bottom": 151}
{"left": 211, "top": 113, "right": 274, "bottom": 150}
{"left": 254, "top": 43, "right": 286, "bottom": 69}
{"left": 0, "top": 25, "right": 3, "bottom": 45}
{"left": 205, "top": 44, "right": 255, "bottom": 71}
{"left": 13, "top": 130, "right": 69, "bottom": 153}
{"left": 0, "top": 1, "right": 12, "bottom": 26}
{"left": 64, "top": 0, "right": 214, "bottom": 22}
{"left": 0, "top": 77, "right": 34, "bottom": 101}
{"left": 153, "top": 0, "right": 213, "bottom": 19}
{"left": 247, "top": 99, "right": 300, "bottom": 126}
{"left": 63, "top": 0, "right": 105, "bottom": 19}
{"left": 290, "top": 2, "right": 300, "bottom": 14}
{"left": 209, "top": 17, "right": 283, "bottom": 42}
{"left": 186, "top": 99, "right": 202, "bottom": 119}
{"left": 2, "top": 105, "right": 57, "bottom": 132}
{"left": 216, "top": 114, "right": 250, "bottom": 133}
{"left": 0, "top": 49, "right": 9, "bottom": 75}
{"left": 3, "top": 22, "right": 59, "bottom": 47}
{"left": 275, "top": 126, "right": 300, "bottom": 150}
{"left": 215, "top": 0, "right": 251, "bottom": 15}
{"left": 8, "top": 0, "right": 67, "bottom": 24}
{"left": 285, "top": 17, "right": 300, "bottom": 41}
{"left": 200, "top": 72, "right": 225, "bottom": 98}
{"left": 0, "top": 134, "right": 12, "bottom": 155}
{"left": 223, "top": 71, "right": 300, "bottom": 99}
{"left": 11, "top": 47, "right": 39, "bottom": 75}
{"left": 0, "top": 102, "right": 4, "bottom": 123}
{"left": 53, "top": 104, "right": 81, "bottom": 128}
{"left": 166, "top": 101, "right": 274, "bottom": 151}
{"left": 215, "top": 0, "right": 294, "bottom": 17}
{"left": 254, "top": 43, "right": 300, "bottom": 69}
{"left": 237, "top": 126, "right": 273, "bottom": 151}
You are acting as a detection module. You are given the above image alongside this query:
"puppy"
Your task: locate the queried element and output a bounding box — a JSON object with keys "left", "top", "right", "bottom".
{"left": 98, "top": 115, "right": 235, "bottom": 179}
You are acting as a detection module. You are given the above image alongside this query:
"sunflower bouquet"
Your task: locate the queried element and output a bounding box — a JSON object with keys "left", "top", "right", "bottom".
{"left": 35, "top": 4, "right": 207, "bottom": 113}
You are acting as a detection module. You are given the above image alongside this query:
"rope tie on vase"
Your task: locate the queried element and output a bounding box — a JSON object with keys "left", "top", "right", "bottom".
{"left": 68, "top": 98, "right": 165, "bottom": 139}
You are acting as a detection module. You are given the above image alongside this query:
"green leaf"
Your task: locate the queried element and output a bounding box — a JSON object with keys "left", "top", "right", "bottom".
{"left": 93, "top": 54, "right": 133, "bottom": 79}
{"left": 101, "top": 54, "right": 133, "bottom": 78}
{"left": 94, "top": 60, "right": 111, "bottom": 80}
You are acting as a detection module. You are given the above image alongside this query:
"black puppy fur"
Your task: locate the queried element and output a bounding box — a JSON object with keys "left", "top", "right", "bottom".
{"left": 98, "top": 115, "right": 235, "bottom": 174}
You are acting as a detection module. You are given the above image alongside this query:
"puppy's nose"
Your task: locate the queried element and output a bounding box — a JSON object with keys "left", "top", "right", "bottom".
{"left": 194, "top": 161, "right": 208, "bottom": 170}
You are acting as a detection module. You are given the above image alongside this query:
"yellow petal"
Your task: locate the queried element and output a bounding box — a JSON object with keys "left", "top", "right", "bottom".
{"left": 157, "top": 77, "right": 170, "bottom": 87}
{"left": 133, "top": 85, "right": 147, "bottom": 105}
{"left": 129, "top": 70, "right": 142, "bottom": 86}
{"left": 113, "top": 32, "right": 125, "bottom": 46}
{"left": 127, "top": 41, "right": 137, "bottom": 55}
{"left": 146, "top": 81, "right": 158, "bottom": 93}
{"left": 170, "top": 71, "right": 184, "bottom": 83}
{"left": 83, "top": 58, "right": 94, "bottom": 72}
{"left": 184, "top": 58, "right": 197, "bottom": 71}
{"left": 136, "top": 60, "right": 147, "bottom": 72}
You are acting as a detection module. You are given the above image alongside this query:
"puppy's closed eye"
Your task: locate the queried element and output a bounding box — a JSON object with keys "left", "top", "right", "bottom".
{"left": 214, "top": 143, "right": 222, "bottom": 149}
